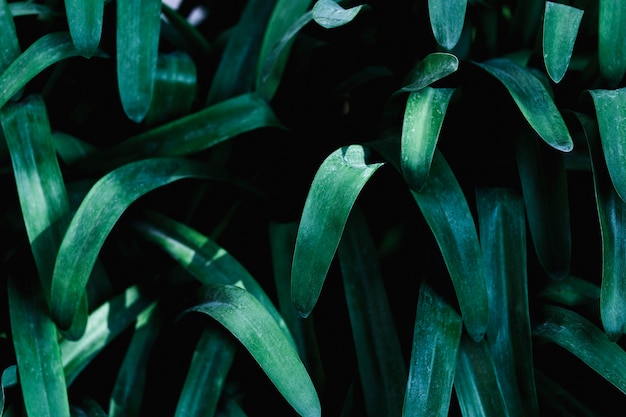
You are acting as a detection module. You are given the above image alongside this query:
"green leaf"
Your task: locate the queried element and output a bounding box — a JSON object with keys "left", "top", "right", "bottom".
{"left": 0, "top": 366, "right": 18, "bottom": 415}
{"left": 401, "top": 87, "right": 455, "bottom": 191}
{"left": 256, "top": 0, "right": 312, "bottom": 100}
{"left": 160, "top": 3, "right": 211, "bottom": 57}
{"left": 476, "top": 187, "right": 539, "bottom": 417}
{"left": 338, "top": 206, "right": 407, "bottom": 417}
{"left": 116, "top": 0, "right": 161, "bottom": 122}
{"left": 64, "top": 0, "right": 104, "bottom": 57}
{"left": 312, "top": 0, "right": 367, "bottom": 29}
{"left": 0, "top": 0, "right": 20, "bottom": 72}
{"left": 598, "top": 0, "right": 626, "bottom": 87}
{"left": 411, "top": 150, "right": 488, "bottom": 342}
{"left": 533, "top": 305, "right": 626, "bottom": 394}
{"left": 587, "top": 88, "right": 626, "bottom": 202}
{"left": 0, "top": 32, "right": 83, "bottom": 110}
{"left": 291, "top": 145, "right": 385, "bottom": 317}
{"left": 8, "top": 275, "right": 70, "bottom": 417}
{"left": 9, "top": 1, "right": 58, "bottom": 18}
{"left": 474, "top": 58, "right": 573, "bottom": 152}
{"left": 542, "top": 2, "right": 584, "bottom": 83}
{"left": 174, "top": 325, "right": 237, "bottom": 417}
{"left": 50, "top": 157, "right": 213, "bottom": 331}
{"left": 398, "top": 53, "right": 459, "bottom": 93}
{"left": 52, "top": 131, "right": 99, "bottom": 165}
{"left": 515, "top": 129, "right": 571, "bottom": 279}
{"left": 184, "top": 284, "right": 321, "bottom": 417}
{"left": 539, "top": 275, "right": 600, "bottom": 307}
{"left": 403, "top": 282, "right": 462, "bottom": 417}
{"left": 428, "top": 0, "right": 467, "bottom": 50}
{"left": 576, "top": 111, "right": 626, "bottom": 340}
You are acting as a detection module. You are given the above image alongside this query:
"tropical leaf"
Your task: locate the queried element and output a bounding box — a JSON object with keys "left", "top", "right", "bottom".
{"left": 542, "top": 1, "right": 584, "bottom": 83}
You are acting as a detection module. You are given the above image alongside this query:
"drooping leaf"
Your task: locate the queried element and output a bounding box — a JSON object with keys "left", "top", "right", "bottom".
{"left": 401, "top": 87, "right": 455, "bottom": 191}
{"left": 515, "top": 128, "right": 571, "bottom": 279}
{"left": 411, "top": 150, "right": 488, "bottom": 342}
{"left": 576, "top": 111, "right": 626, "bottom": 341}
{"left": 312, "top": 0, "right": 367, "bottom": 29}
{"left": 598, "top": 0, "right": 626, "bottom": 87}
{"left": 542, "top": 2, "right": 584, "bottom": 83}
{"left": 476, "top": 187, "right": 539, "bottom": 417}
{"left": 428, "top": 0, "right": 467, "bottom": 50}
{"left": 338, "top": 206, "right": 407, "bottom": 417}
{"left": 291, "top": 144, "right": 385, "bottom": 317}
{"left": 398, "top": 53, "right": 459, "bottom": 93}
{"left": 64, "top": 0, "right": 105, "bottom": 57}
{"left": 8, "top": 275, "right": 70, "bottom": 417}
{"left": 184, "top": 284, "right": 321, "bottom": 417}
{"left": 474, "top": 58, "right": 573, "bottom": 152}
{"left": 533, "top": 305, "right": 626, "bottom": 394}
{"left": 116, "top": 0, "right": 161, "bottom": 122}
{"left": 403, "top": 282, "right": 462, "bottom": 417}
{"left": 50, "top": 157, "right": 214, "bottom": 331}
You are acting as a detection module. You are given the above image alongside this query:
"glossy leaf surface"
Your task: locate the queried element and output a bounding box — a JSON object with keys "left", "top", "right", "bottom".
{"left": 398, "top": 53, "right": 459, "bottom": 93}
{"left": 312, "top": 0, "right": 366, "bottom": 29}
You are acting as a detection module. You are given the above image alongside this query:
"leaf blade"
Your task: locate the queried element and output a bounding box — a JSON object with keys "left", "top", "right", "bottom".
{"left": 542, "top": 1, "right": 584, "bottom": 83}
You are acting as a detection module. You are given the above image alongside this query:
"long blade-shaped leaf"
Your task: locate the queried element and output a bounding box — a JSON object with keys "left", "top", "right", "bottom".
{"left": 539, "top": 275, "right": 600, "bottom": 307}
{"left": 311, "top": 0, "right": 367, "bottom": 29}
{"left": 576, "top": 111, "right": 626, "bottom": 340}
{"left": 542, "top": 2, "right": 584, "bottom": 83}
{"left": 401, "top": 87, "right": 455, "bottom": 191}
{"left": 8, "top": 275, "right": 70, "bottom": 417}
{"left": 398, "top": 52, "right": 459, "bottom": 93}
{"left": 64, "top": 0, "right": 104, "bottom": 57}
{"left": 515, "top": 129, "right": 571, "bottom": 279}
{"left": 533, "top": 305, "right": 626, "bottom": 393}
{"left": 291, "top": 144, "right": 385, "bottom": 317}
{"left": 185, "top": 284, "right": 321, "bottom": 417}
{"left": 51, "top": 157, "right": 213, "bottom": 330}
{"left": 403, "top": 282, "right": 462, "bottom": 417}
{"left": 338, "top": 206, "right": 407, "bottom": 417}
{"left": 598, "top": 0, "right": 626, "bottom": 87}
{"left": 476, "top": 187, "right": 539, "bottom": 417}
{"left": 116, "top": 0, "right": 161, "bottom": 122}
{"left": 411, "top": 150, "right": 488, "bottom": 342}
{"left": 428, "top": 0, "right": 467, "bottom": 50}
{"left": 474, "top": 58, "right": 573, "bottom": 152}
{"left": 0, "top": 0, "right": 20, "bottom": 72}
{"left": 174, "top": 325, "right": 237, "bottom": 417}
{"left": 0, "top": 32, "right": 82, "bottom": 110}
{"left": 587, "top": 88, "right": 626, "bottom": 202}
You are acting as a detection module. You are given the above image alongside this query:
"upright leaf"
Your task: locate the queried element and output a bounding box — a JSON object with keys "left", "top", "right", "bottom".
{"left": 64, "top": 0, "right": 105, "bottom": 57}
{"left": 598, "top": 0, "right": 626, "bottom": 87}
{"left": 428, "top": 0, "right": 467, "bottom": 50}
{"left": 474, "top": 58, "right": 573, "bottom": 152}
{"left": 403, "top": 282, "right": 462, "bottom": 417}
{"left": 117, "top": 0, "right": 161, "bottom": 122}
{"left": 291, "top": 145, "right": 385, "bottom": 317}
{"left": 542, "top": 2, "right": 584, "bottom": 83}
{"left": 0, "top": 0, "right": 20, "bottom": 73}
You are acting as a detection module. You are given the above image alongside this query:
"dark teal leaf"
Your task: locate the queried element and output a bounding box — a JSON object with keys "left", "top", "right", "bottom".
{"left": 598, "top": 0, "right": 626, "bottom": 87}
{"left": 0, "top": 366, "right": 18, "bottom": 415}
{"left": 0, "top": 0, "right": 20, "bottom": 72}
{"left": 398, "top": 53, "right": 459, "bottom": 93}
{"left": 312, "top": 0, "right": 367, "bottom": 29}
{"left": 428, "top": 0, "right": 467, "bottom": 50}
{"left": 291, "top": 145, "right": 385, "bottom": 317}
{"left": 539, "top": 275, "right": 600, "bottom": 307}
{"left": 64, "top": 0, "right": 104, "bottom": 57}
{"left": 542, "top": 1, "right": 584, "bottom": 83}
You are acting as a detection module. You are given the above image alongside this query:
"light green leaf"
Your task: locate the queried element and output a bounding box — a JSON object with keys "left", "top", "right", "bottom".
{"left": 474, "top": 58, "right": 573, "bottom": 152}
{"left": 116, "top": 0, "right": 161, "bottom": 122}
{"left": 476, "top": 187, "right": 539, "bottom": 417}
{"left": 291, "top": 145, "right": 385, "bottom": 317}
{"left": 428, "top": 0, "right": 467, "bottom": 50}
{"left": 8, "top": 275, "right": 70, "bottom": 417}
{"left": 515, "top": 129, "right": 571, "bottom": 279}
{"left": 542, "top": 2, "right": 583, "bottom": 83}
{"left": 533, "top": 305, "right": 626, "bottom": 393}
{"left": 398, "top": 53, "right": 459, "bottom": 93}
{"left": 576, "top": 111, "right": 626, "bottom": 341}
{"left": 338, "top": 206, "right": 407, "bottom": 417}
{"left": 401, "top": 87, "right": 455, "bottom": 191}
{"left": 312, "top": 0, "right": 367, "bottom": 29}
{"left": 411, "top": 150, "right": 488, "bottom": 342}
{"left": 50, "top": 157, "right": 213, "bottom": 330}
{"left": 598, "top": 0, "right": 626, "bottom": 87}
{"left": 185, "top": 284, "right": 321, "bottom": 417}
{"left": 403, "top": 282, "right": 462, "bottom": 417}
{"left": 64, "top": 0, "right": 105, "bottom": 57}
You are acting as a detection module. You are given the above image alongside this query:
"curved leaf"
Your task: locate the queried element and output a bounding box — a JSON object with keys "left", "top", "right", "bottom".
{"left": 598, "top": 0, "right": 626, "bottom": 87}
{"left": 312, "top": 0, "right": 367, "bottom": 29}
{"left": 50, "top": 157, "right": 213, "bottom": 330}
{"left": 542, "top": 2, "right": 584, "bottom": 83}
{"left": 403, "top": 282, "right": 462, "bottom": 417}
{"left": 116, "top": 0, "right": 161, "bottom": 122}
{"left": 401, "top": 87, "right": 455, "bottom": 191}
{"left": 474, "top": 58, "right": 573, "bottom": 152}
{"left": 428, "top": 0, "right": 467, "bottom": 50}
{"left": 65, "top": 0, "right": 104, "bottom": 57}
{"left": 291, "top": 145, "right": 385, "bottom": 317}
{"left": 399, "top": 52, "right": 459, "bottom": 93}
{"left": 185, "top": 284, "right": 321, "bottom": 417}
{"left": 411, "top": 150, "right": 488, "bottom": 342}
